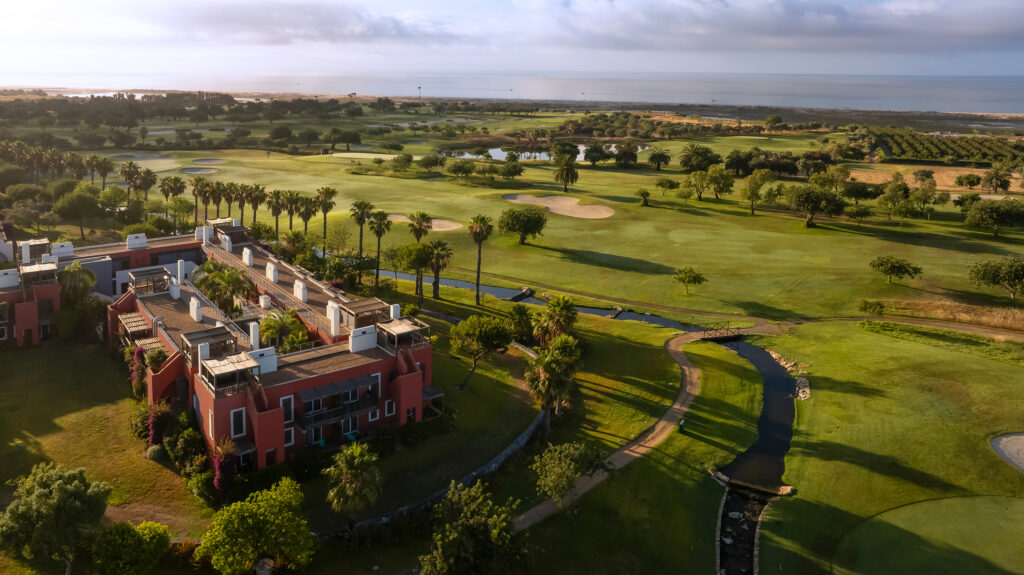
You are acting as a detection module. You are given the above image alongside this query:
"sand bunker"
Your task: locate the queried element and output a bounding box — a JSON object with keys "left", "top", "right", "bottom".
{"left": 387, "top": 214, "right": 462, "bottom": 231}
{"left": 181, "top": 167, "right": 219, "bottom": 175}
{"left": 502, "top": 194, "right": 614, "bottom": 219}
{"left": 193, "top": 158, "right": 225, "bottom": 165}
{"left": 992, "top": 434, "right": 1024, "bottom": 474}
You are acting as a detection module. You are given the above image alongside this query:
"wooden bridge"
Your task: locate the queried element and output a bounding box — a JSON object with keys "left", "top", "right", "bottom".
{"left": 699, "top": 321, "right": 742, "bottom": 342}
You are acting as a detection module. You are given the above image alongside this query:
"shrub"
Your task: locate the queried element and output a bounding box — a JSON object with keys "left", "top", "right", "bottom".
{"left": 129, "top": 401, "right": 151, "bottom": 441}
{"left": 169, "top": 540, "right": 202, "bottom": 568}
{"left": 405, "top": 303, "right": 420, "bottom": 317}
{"left": 146, "top": 444, "right": 167, "bottom": 462}
{"left": 123, "top": 223, "right": 162, "bottom": 238}
{"left": 145, "top": 348, "right": 168, "bottom": 368}
{"left": 92, "top": 522, "right": 151, "bottom": 575}
{"left": 165, "top": 427, "right": 207, "bottom": 476}
{"left": 227, "top": 465, "right": 290, "bottom": 503}
{"left": 145, "top": 216, "right": 175, "bottom": 235}
{"left": 187, "top": 470, "right": 216, "bottom": 503}
{"left": 248, "top": 221, "right": 275, "bottom": 241}
{"left": 136, "top": 522, "right": 172, "bottom": 564}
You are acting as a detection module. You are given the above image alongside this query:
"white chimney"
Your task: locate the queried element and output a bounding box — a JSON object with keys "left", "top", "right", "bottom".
{"left": 349, "top": 325, "right": 377, "bottom": 353}
{"left": 177, "top": 259, "right": 186, "bottom": 284}
{"left": 221, "top": 234, "right": 232, "bottom": 252}
{"left": 266, "top": 262, "right": 277, "bottom": 283}
{"left": 293, "top": 280, "right": 307, "bottom": 302}
{"left": 390, "top": 303, "right": 401, "bottom": 320}
{"left": 198, "top": 342, "right": 210, "bottom": 361}
{"left": 169, "top": 277, "right": 180, "bottom": 300}
{"left": 189, "top": 297, "right": 203, "bottom": 323}
{"left": 327, "top": 301, "right": 341, "bottom": 337}
{"left": 249, "top": 321, "right": 261, "bottom": 349}
{"left": 259, "top": 294, "right": 272, "bottom": 309}
{"left": 126, "top": 233, "right": 147, "bottom": 249}
{"left": 242, "top": 247, "right": 254, "bottom": 266}
{"left": 50, "top": 241, "right": 73, "bottom": 259}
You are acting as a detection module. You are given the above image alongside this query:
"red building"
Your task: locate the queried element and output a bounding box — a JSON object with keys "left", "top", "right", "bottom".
{"left": 107, "top": 228, "right": 440, "bottom": 469}
{"left": 0, "top": 261, "right": 61, "bottom": 346}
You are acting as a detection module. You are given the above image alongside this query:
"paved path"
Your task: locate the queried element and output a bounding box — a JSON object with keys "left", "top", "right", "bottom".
{"left": 513, "top": 333, "right": 702, "bottom": 530}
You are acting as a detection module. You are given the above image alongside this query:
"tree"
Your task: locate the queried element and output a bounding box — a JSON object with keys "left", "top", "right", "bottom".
{"left": 283, "top": 190, "right": 301, "bottom": 231}
{"left": 158, "top": 176, "right": 186, "bottom": 219}
{"left": 635, "top": 187, "right": 651, "bottom": 206}
{"left": 450, "top": 315, "right": 512, "bottom": 390}
{"left": 673, "top": 266, "right": 707, "bottom": 295}
{"left": 552, "top": 156, "right": 579, "bottom": 193}
{"left": 869, "top": 255, "right": 922, "bottom": 284}
{"left": 58, "top": 260, "right": 97, "bottom": 307}
{"left": 95, "top": 157, "right": 114, "bottom": 189}
{"left": 706, "top": 164, "right": 734, "bottom": 199}
{"left": 408, "top": 211, "right": 433, "bottom": 243}
{"left": 295, "top": 196, "right": 316, "bottom": 234}
{"left": 498, "top": 206, "right": 547, "bottom": 245}
{"left": 267, "top": 189, "right": 286, "bottom": 239}
{"left": 447, "top": 158, "right": 475, "bottom": 179}
{"left": 92, "top": 521, "right": 169, "bottom": 575}
{"left": 646, "top": 146, "right": 671, "bottom": 170}
{"left": 418, "top": 153, "right": 446, "bottom": 173}
{"left": 368, "top": 211, "right": 392, "bottom": 286}
{"left": 54, "top": 190, "right": 100, "bottom": 239}
{"left": 247, "top": 183, "right": 267, "bottom": 227}
{"left": 969, "top": 256, "right": 1024, "bottom": 301}
{"left": 654, "top": 176, "right": 680, "bottom": 196}
{"left": 533, "top": 295, "right": 577, "bottom": 346}
{"left": 467, "top": 214, "right": 494, "bottom": 305}
{"left": 681, "top": 171, "right": 710, "bottom": 202}
{"left": 192, "top": 259, "right": 255, "bottom": 311}
{"left": 427, "top": 239, "right": 454, "bottom": 299}
{"left": 506, "top": 303, "right": 533, "bottom": 344}
{"left": 189, "top": 175, "right": 206, "bottom": 223}
{"left": 137, "top": 168, "right": 157, "bottom": 201}
{"left": 0, "top": 463, "right": 111, "bottom": 575}
{"left": 397, "top": 242, "right": 433, "bottom": 304}
{"left": 614, "top": 140, "right": 639, "bottom": 168}
{"left": 259, "top": 309, "right": 307, "bottom": 350}
{"left": 418, "top": 481, "right": 520, "bottom": 575}
{"left": 323, "top": 442, "right": 383, "bottom": 517}
{"left": 117, "top": 161, "right": 141, "bottom": 195}
{"left": 982, "top": 164, "right": 1012, "bottom": 194}
{"left": 531, "top": 441, "right": 596, "bottom": 507}
{"left": 298, "top": 128, "right": 320, "bottom": 147}
{"left": 269, "top": 125, "right": 293, "bottom": 142}
{"left": 843, "top": 181, "right": 881, "bottom": 204}
{"left": 764, "top": 114, "right": 783, "bottom": 132}
{"left": 583, "top": 141, "right": 609, "bottom": 165}
{"left": 787, "top": 187, "right": 846, "bottom": 228}
{"left": 857, "top": 299, "right": 886, "bottom": 320}
{"left": 741, "top": 168, "right": 775, "bottom": 215}
{"left": 846, "top": 204, "right": 873, "bottom": 226}
{"left": 678, "top": 143, "right": 721, "bottom": 173}
{"left": 98, "top": 185, "right": 128, "bottom": 213}
{"left": 196, "top": 478, "right": 315, "bottom": 575}
{"left": 809, "top": 164, "right": 850, "bottom": 196}
{"left": 525, "top": 334, "right": 582, "bottom": 432}
{"left": 965, "top": 199, "right": 1024, "bottom": 237}
{"left": 955, "top": 173, "right": 983, "bottom": 190}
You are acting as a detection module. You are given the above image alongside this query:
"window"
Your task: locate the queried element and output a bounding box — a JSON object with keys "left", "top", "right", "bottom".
{"left": 406, "top": 407, "right": 416, "bottom": 421}
{"left": 38, "top": 299, "right": 53, "bottom": 314}
{"left": 0, "top": 326, "right": 6, "bottom": 341}
{"left": 280, "top": 396, "right": 294, "bottom": 423}
{"left": 230, "top": 408, "right": 246, "bottom": 438}
{"left": 0, "top": 305, "right": 9, "bottom": 322}
{"left": 369, "top": 373, "right": 381, "bottom": 397}
{"left": 342, "top": 416, "right": 359, "bottom": 434}
{"left": 343, "top": 388, "right": 358, "bottom": 404}
{"left": 369, "top": 409, "right": 380, "bottom": 422}
{"left": 385, "top": 400, "right": 396, "bottom": 417}
{"left": 284, "top": 427, "right": 294, "bottom": 447}
{"left": 303, "top": 397, "right": 322, "bottom": 414}
{"left": 208, "top": 409, "right": 214, "bottom": 439}
{"left": 307, "top": 426, "right": 323, "bottom": 446}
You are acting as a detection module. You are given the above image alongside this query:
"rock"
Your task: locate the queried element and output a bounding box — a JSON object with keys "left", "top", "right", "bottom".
{"left": 722, "top": 537, "right": 734, "bottom": 545}
{"left": 728, "top": 511, "right": 743, "bottom": 519}
{"left": 799, "top": 362, "right": 809, "bottom": 367}
{"left": 795, "top": 377, "right": 811, "bottom": 400}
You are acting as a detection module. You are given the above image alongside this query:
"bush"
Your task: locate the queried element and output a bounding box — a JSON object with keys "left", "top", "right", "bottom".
{"left": 129, "top": 402, "right": 151, "bottom": 441}
{"left": 169, "top": 539, "right": 203, "bottom": 568}
{"left": 405, "top": 303, "right": 420, "bottom": 317}
{"left": 123, "top": 223, "right": 162, "bottom": 237}
{"left": 136, "top": 521, "right": 172, "bottom": 563}
{"left": 248, "top": 221, "right": 275, "bottom": 241}
{"left": 165, "top": 427, "right": 207, "bottom": 476}
{"left": 187, "top": 470, "right": 216, "bottom": 503}
{"left": 145, "top": 348, "right": 168, "bottom": 368}
{"left": 227, "top": 465, "right": 289, "bottom": 503}
{"left": 92, "top": 522, "right": 152, "bottom": 575}
{"left": 146, "top": 444, "right": 167, "bottom": 462}
{"left": 145, "top": 216, "right": 175, "bottom": 235}
{"left": 369, "top": 425, "right": 399, "bottom": 457}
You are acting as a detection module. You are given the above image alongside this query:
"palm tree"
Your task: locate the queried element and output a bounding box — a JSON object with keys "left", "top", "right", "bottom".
{"left": 315, "top": 186, "right": 338, "bottom": 254}
{"left": 259, "top": 309, "right": 308, "bottom": 350}
{"left": 284, "top": 190, "right": 301, "bottom": 231}
{"left": 210, "top": 181, "right": 226, "bottom": 218}
{"left": 158, "top": 176, "right": 186, "bottom": 220}
{"left": 137, "top": 168, "right": 157, "bottom": 201}
{"left": 57, "top": 260, "right": 97, "bottom": 305}
{"left": 525, "top": 334, "right": 582, "bottom": 432}
{"left": 349, "top": 200, "right": 375, "bottom": 256}
{"left": 534, "top": 295, "right": 578, "bottom": 346}
{"left": 189, "top": 175, "right": 207, "bottom": 223}
{"left": 982, "top": 164, "right": 1013, "bottom": 194}
{"left": 467, "top": 214, "right": 493, "bottom": 305}
{"left": 95, "top": 157, "right": 114, "bottom": 188}
{"left": 427, "top": 239, "right": 453, "bottom": 300}
{"left": 118, "top": 161, "right": 141, "bottom": 211}
{"left": 298, "top": 196, "right": 318, "bottom": 234}
{"left": 552, "top": 156, "right": 579, "bottom": 193}
{"left": 235, "top": 184, "right": 251, "bottom": 224}
{"left": 84, "top": 154, "right": 100, "bottom": 184}
{"left": 247, "top": 184, "right": 267, "bottom": 227}
{"left": 367, "top": 211, "right": 392, "bottom": 286}
{"left": 267, "top": 189, "right": 286, "bottom": 239}
{"left": 647, "top": 146, "right": 671, "bottom": 171}
{"left": 323, "top": 442, "right": 383, "bottom": 517}
{"left": 223, "top": 182, "right": 238, "bottom": 218}
{"left": 407, "top": 211, "right": 432, "bottom": 243}
{"left": 191, "top": 259, "right": 255, "bottom": 312}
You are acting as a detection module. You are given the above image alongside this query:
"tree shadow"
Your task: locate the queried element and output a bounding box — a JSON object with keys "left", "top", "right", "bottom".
{"left": 531, "top": 245, "right": 675, "bottom": 275}
{"left": 722, "top": 299, "right": 803, "bottom": 321}
{"left": 792, "top": 439, "right": 966, "bottom": 492}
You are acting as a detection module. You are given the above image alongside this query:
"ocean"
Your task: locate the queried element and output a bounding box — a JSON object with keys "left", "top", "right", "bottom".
{"left": 36, "top": 72, "right": 1024, "bottom": 114}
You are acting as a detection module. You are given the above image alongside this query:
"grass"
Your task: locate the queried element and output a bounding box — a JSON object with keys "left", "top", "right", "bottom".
{"left": 859, "top": 321, "right": 1024, "bottom": 367}
{"left": 754, "top": 322, "right": 1024, "bottom": 574}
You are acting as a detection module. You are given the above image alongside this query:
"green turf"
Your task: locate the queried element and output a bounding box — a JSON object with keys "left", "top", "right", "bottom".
{"left": 753, "top": 322, "right": 1024, "bottom": 575}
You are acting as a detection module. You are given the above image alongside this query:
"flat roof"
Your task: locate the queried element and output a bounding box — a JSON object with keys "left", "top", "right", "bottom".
{"left": 136, "top": 287, "right": 251, "bottom": 352}
{"left": 19, "top": 262, "right": 57, "bottom": 274}
{"left": 259, "top": 344, "right": 388, "bottom": 387}
{"left": 73, "top": 234, "right": 201, "bottom": 259}
{"left": 341, "top": 297, "right": 389, "bottom": 314}
{"left": 378, "top": 317, "right": 428, "bottom": 336}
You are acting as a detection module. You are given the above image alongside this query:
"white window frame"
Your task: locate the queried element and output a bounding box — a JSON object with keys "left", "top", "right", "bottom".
{"left": 343, "top": 415, "right": 359, "bottom": 434}
{"left": 369, "top": 409, "right": 380, "bottom": 422}
{"left": 0, "top": 326, "right": 6, "bottom": 341}
{"left": 369, "top": 373, "right": 381, "bottom": 397}
{"left": 283, "top": 427, "right": 294, "bottom": 447}
{"left": 385, "top": 399, "right": 396, "bottom": 417}
{"left": 230, "top": 407, "right": 246, "bottom": 438}
{"left": 307, "top": 426, "right": 323, "bottom": 446}
{"left": 208, "top": 409, "right": 214, "bottom": 439}
{"left": 280, "top": 395, "right": 294, "bottom": 423}
{"left": 304, "top": 397, "right": 323, "bottom": 414}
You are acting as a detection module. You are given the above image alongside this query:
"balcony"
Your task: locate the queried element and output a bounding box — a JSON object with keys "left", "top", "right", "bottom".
{"left": 301, "top": 395, "right": 378, "bottom": 428}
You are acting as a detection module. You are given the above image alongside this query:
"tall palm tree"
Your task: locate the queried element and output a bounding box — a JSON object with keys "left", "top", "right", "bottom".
{"left": 235, "top": 184, "right": 251, "bottom": 224}
{"left": 189, "top": 175, "right": 207, "bottom": 223}
{"left": 534, "top": 295, "right": 578, "bottom": 346}
{"left": 427, "top": 239, "right": 454, "bottom": 300}
{"left": 57, "top": 260, "right": 97, "bottom": 305}
{"left": 210, "top": 181, "right": 226, "bottom": 218}
{"left": 367, "top": 211, "right": 391, "bottom": 286}
{"left": 467, "top": 214, "right": 493, "bottom": 305}
{"left": 223, "top": 182, "right": 238, "bottom": 218}
{"left": 158, "top": 176, "right": 186, "bottom": 220}
{"left": 316, "top": 186, "right": 338, "bottom": 254}
{"left": 283, "top": 190, "right": 301, "bottom": 231}
{"left": 191, "top": 259, "right": 255, "bottom": 312}
{"left": 248, "top": 184, "right": 267, "bottom": 227}
{"left": 84, "top": 154, "right": 100, "bottom": 184}
{"left": 323, "top": 442, "right": 383, "bottom": 517}
{"left": 118, "top": 160, "right": 141, "bottom": 211}
{"left": 525, "top": 334, "right": 582, "bottom": 432}
{"left": 647, "top": 146, "right": 671, "bottom": 171}
{"left": 259, "top": 309, "right": 307, "bottom": 350}
{"left": 407, "top": 211, "right": 432, "bottom": 243}
{"left": 95, "top": 157, "right": 114, "bottom": 189}
{"left": 137, "top": 168, "right": 157, "bottom": 200}
{"left": 552, "top": 156, "right": 579, "bottom": 193}
{"left": 298, "top": 197, "right": 318, "bottom": 234}
{"left": 349, "top": 200, "right": 375, "bottom": 256}
{"left": 267, "top": 189, "right": 286, "bottom": 239}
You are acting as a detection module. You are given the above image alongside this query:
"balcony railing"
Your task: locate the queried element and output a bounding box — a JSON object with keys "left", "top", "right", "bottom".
{"left": 197, "top": 372, "right": 250, "bottom": 398}
{"left": 301, "top": 395, "right": 378, "bottom": 428}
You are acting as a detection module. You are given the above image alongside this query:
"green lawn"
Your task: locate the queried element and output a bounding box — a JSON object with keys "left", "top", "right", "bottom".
{"left": 754, "top": 322, "right": 1024, "bottom": 574}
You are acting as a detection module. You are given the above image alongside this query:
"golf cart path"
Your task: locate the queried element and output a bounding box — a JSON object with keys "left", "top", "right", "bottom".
{"left": 514, "top": 332, "right": 703, "bottom": 530}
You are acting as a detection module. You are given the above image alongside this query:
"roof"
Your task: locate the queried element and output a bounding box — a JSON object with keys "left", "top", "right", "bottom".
{"left": 180, "top": 326, "right": 235, "bottom": 346}
{"left": 128, "top": 268, "right": 170, "bottom": 281}
{"left": 19, "top": 262, "right": 57, "bottom": 274}
{"left": 119, "top": 312, "right": 151, "bottom": 335}
{"left": 296, "top": 374, "right": 378, "bottom": 402}
{"left": 422, "top": 386, "right": 444, "bottom": 400}
{"left": 258, "top": 344, "right": 389, "bottom": 386}
{"left": 378, "top": 317, "right": 428, "bottom": 336}
{"left": 205, "top": 352, "right": 259, "bottom": 376}
{"left": 340, "top": 297, "right": 389, "bottom": 314}
{"left": 132, "top": 337, "right": 165, "bottom": 352}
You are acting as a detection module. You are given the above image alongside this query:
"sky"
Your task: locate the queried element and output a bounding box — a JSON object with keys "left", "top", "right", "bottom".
{"left": 3, "top": 0, "right": 1024, "bottom": 90}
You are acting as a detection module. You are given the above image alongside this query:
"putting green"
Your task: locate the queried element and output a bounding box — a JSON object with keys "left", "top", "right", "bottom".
{"left": 833, "top": 496, "right": 1024, "bottom": 575}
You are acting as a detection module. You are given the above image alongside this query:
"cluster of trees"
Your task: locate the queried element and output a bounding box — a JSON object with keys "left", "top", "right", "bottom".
{"left": 867, "top": 126, "right": 1023, "bottom": 165}
{"left": 555, "top": 111, "right": 819, "bottom": 141}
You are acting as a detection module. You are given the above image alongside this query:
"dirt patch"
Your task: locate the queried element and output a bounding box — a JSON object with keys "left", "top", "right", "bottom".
{"left": 502, "top": 194, "right": 614, "bottom": 219}
{"left": 192, "top": 158, "right": 225, "bottom": 165}
{"left": 387, "top": 214, "right": 462, "bottom": 231}
{"left": 105, "top": 502, "right": 194, "bottom": 535}
{"left": 181, "top": 167, "right": 219, "bottom": 175}
{"left": 992, "top": 434, "right": 1024, "bottom": 474}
